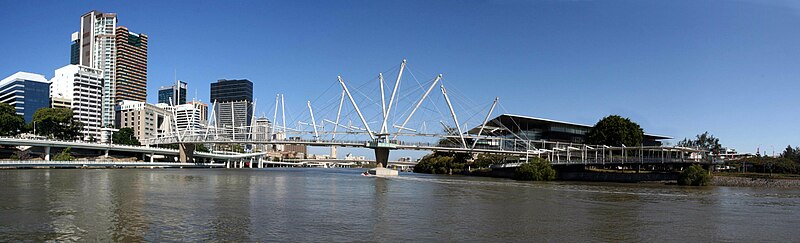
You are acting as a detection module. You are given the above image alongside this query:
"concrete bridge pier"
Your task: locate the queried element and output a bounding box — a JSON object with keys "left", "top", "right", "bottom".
{"left": 369, "top": 147, "right": 399, "bottom": 176}
{"left": 44, "top": 146, "right": 50, "bottom": 161}
{"left": 179, "top": 143, "right": 195, "bottom": 163}
{"left": 374, "top": 147, "right": 389, "bottom": 168}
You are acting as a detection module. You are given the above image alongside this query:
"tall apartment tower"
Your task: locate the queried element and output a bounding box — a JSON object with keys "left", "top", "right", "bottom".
{"left": 77, "top": 10, "right": 117, "bottom": 129}
{"left": 114, "top": 26, "right": 148, "bottom": 103}
{"left": 210, "top": 79, "right": 253, "bottom": 129}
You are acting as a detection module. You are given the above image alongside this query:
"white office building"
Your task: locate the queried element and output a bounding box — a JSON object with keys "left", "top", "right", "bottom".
{"left": 49, "top": 65, "right": 103, "bottom": 140}
{"left": 174, "top": 103, "right": 204, "bottom": 134}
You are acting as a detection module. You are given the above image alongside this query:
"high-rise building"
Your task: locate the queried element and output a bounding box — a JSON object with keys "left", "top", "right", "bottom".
{"left": 49, "top": 65, "right": 103, "bottom": 140}
{"left": 210, "top": 79, "right": 253, "bottom": 130}
{"left": 115, "top": 100, "right": 171, "bottom": 142}
{"left": 70, "top": 32, "right": 79, "bottom": 65}
{"left": 210, "top": 79, "right": 253, "bottom": 103}
{"left": 0, "top": 72, "right": 51, "bottom": 122}
{"left": 114, "top": 26, "right": 148, "bottom": 103}
{"left": 186, "top": 101, "right": 208, "bottom": 124}
{"left": 158, "top": 81, "right": 187, "bottom": 105}
{"left": 253, "top": 117, "right": 271, "bottom": 152}
{"left": 78, "top": 10, "right": 117, "bottom": 129}
{"left": 75, "top": 10, "right": 148, "bottom": 133}
{"left": 174, "top": 103, "right": 204, "bottom": 133}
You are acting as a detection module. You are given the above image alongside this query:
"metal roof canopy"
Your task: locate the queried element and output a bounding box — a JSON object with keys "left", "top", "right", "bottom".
{"left": 468, "top": 114, "right": 672, "bottom": 140}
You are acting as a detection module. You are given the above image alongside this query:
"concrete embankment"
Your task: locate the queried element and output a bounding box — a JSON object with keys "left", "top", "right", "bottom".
{"left": 712, "top": 176, "right": 800, "bottom": 188}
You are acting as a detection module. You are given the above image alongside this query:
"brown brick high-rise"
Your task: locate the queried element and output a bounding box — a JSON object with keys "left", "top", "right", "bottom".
{"left": 115, "top": 26, "right": 148, "bottom": 102}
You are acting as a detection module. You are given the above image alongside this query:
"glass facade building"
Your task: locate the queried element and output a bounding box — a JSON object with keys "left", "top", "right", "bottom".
{"left": 210, "top": 79, "right": 253, "bottom": 103}
{"left": 158, "top": 81, "right": 187, "bottom": 105}
{"left": 210, "top": 79, "right": 253, "bottom": 130}
{"left": 0, "top": 72, "right": 51, "bottom": 123}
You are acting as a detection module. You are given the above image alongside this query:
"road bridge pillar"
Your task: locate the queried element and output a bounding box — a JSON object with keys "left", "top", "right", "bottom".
{"left": 179, "top": 143, "right": 195, "bottom": 163}
{"left": 150, "top": 153, "right": 154, "bottom": 163}
{"left": 44, "top": 146, "right": 50, "bottom": 161}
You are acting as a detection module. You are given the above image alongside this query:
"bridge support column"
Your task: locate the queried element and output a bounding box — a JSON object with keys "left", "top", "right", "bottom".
{"left": 249, "top": 158, "right": 253, "bottom": 168}
{"left": 150, "top": 153, "right": 154, "bottom": 163}
{"left": 179, "top": 143, "right": 195, "bottom": 163}
{"left": 44, "top": 146, "right": 51, "bottom": 161}
{"left": 374, "top": 147, "right": 389, "bottom": 168}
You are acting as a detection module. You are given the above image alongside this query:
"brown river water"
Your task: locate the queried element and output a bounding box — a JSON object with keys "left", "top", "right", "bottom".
{"left": 0, "top": 168, "right": 798, "bottom": 242}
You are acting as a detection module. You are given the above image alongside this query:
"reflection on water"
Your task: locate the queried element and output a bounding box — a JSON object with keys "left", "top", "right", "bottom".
{"left": 0, "top": 169, "right": 798, "bottom": 241}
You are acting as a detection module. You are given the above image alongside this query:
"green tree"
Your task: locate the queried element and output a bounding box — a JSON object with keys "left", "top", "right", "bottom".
{"left": 413, "top": 152, "right": 466, "bottom": 174}
{"left": 0, "top": 103, "right": 25, "bottom": 136}
{"left": 780, "top": 145, "right": 800, "bottom": 162}
{"left": 586, "top": 115, "right": 643, "bottom": 146}
{"left": 513, "top": 157, "right": 557, "bottom": 181}
{"left": 53, "top": 147, "right": 75, "bottom": 161}
{"left": 677, "top": 132, "right": 723, "bottom": 153}
{"left": 678, "top": 164, "right": 712, "bottom": 186}
{"left": 31, "top": 108, "right": 83, "bottom": 140}
{"left": 112, "top": 127, "right": 141, "bottom": 146}
{"left": 196, "top": 144, "right": 210, "bottom": 153}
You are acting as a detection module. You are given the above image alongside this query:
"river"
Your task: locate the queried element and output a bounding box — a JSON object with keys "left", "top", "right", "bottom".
{"left": 0, "top": 168, "right": 797, "bottom": 241}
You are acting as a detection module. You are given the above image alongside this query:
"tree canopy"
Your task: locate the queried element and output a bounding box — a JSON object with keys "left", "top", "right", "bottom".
{"left": 677, "top": 132, "right": 723, "bottom": 153}
{"left": 586, "top": 115, "right": 643, "bottom": 146}
{"left": 781, "top": 145, "right": 800, "bottom": 162}
{"left": 31, "top": 108, "right": 83, "bottom": 140}
{"left": 0, "top": 103, "right": 25, "bottom": 136}
{"left": 112, "top": 127, "right": 141, "bottom": 146}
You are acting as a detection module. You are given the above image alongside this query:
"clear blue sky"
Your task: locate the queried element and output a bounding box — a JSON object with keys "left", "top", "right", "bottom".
{"left": 2, "top": 0, "right": 799, "bottom": 156}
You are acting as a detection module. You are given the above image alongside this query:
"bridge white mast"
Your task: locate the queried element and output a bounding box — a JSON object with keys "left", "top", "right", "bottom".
{"left": 281, "top": 94, "right": 286, "bottom": 134}
{"left": 381, "top": 59, "right": 406, "bottom": 135}
{"left": 338, "top": 76, "right": 376, "bottom": 140}
{"left": 272, "top": 94, "right": 279, "bottom": 139}
{"left": 393, "top": 74, "right": 441, "bottom": 139}
{"left": 379, "top": 73, "right": 387, "bottom": 123}
{"left": 441, "top": 85, "right": 467, "bottom": 148}
{"left": 332, "top": 90, "right": 345, "bottom": 140}
{"left": 471, "top": 97, "right": 499, "bottom": 149}
{"left": 307, "top": 101, "right": 319, "bottom": 140}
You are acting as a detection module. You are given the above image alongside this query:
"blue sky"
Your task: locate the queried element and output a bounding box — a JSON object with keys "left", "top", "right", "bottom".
{"left": 2, "top": 0, "right": 799, "bottom": 157}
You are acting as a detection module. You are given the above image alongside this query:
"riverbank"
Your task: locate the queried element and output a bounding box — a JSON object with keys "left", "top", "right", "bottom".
{"left": 712, "top": 175, "right": 800, "bottom": 188}
{"left": 464, "top": 168, "right": 800, "bottom": 188}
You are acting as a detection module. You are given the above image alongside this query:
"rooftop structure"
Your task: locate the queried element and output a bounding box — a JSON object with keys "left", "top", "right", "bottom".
{"left": 468, "top": 114, "right": 671, "bottom": 146}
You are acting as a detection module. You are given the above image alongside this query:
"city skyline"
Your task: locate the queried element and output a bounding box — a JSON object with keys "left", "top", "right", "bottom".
{"left": 1, "top": 1, "right": 799, "bottom": 153}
